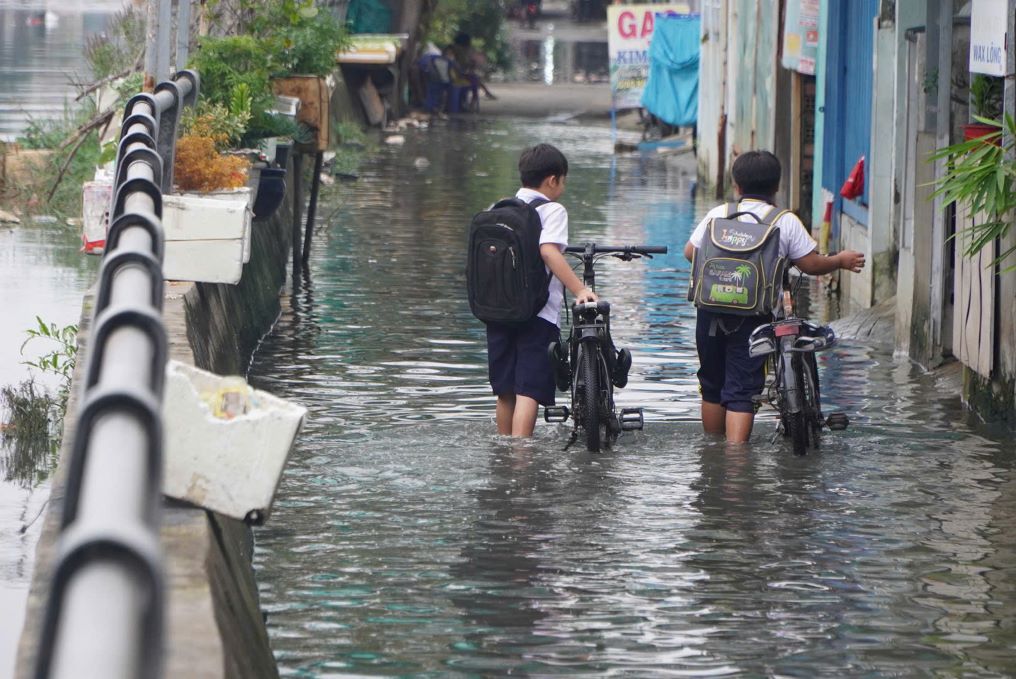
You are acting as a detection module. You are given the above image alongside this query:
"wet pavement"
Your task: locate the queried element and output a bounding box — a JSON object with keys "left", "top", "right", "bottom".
{"left": 249, "top": 118, "right": 1015, "bottom": 677}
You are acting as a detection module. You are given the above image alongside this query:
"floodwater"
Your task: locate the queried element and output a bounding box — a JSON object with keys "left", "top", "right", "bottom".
{"left": 250, "top": 119, "right": 1016, "bottom": 677}
{"left": 0, "top": 226, "right": 98, "bottom": 678}
{"left": 0, "top": 4, "right": 117, "bottom": 141}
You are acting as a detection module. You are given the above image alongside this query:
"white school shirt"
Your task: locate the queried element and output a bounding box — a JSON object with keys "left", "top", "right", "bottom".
{"left": 516, "top": 187, "right": 567, "bottom": 327}
{"left": 689, "top": 199, "right": 817, "bottom": 262}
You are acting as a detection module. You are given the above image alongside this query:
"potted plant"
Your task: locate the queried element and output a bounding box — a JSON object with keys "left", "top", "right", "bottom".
{"left": 266, "top": 5, "right": 350, "bottom": 151}
{"left": 931, "top": 114, "right": 1016, "bottom": 267}
{"left": 964, "top": 74, "right": 1003, "bottom": 142}
{"left": 165, "top": 130, "right": 253, "bottom": 284}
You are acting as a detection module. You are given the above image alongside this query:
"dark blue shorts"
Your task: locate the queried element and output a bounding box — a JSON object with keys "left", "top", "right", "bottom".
{"left": 486, "top": 317, "right": 560, "bottom": 406}
{"left": 696, "top": 309, "right": 768, "bottom": 414}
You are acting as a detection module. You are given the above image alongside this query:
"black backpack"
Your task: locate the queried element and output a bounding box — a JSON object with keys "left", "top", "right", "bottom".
{"left": 466, "top": 197, "right": 551, "bottom": 324}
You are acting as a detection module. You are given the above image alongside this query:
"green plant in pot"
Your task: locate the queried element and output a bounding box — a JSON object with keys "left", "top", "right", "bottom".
{"left": 265, "top": 3, "right": 350, "bottom": 151}
{"left": 931, "top": 113, "right": 1016, "bottom": 268}
{"left": 965, "top": 74, "right": 1003, "bottom": 141}
{"left": 187, "top": 35, "right": 299, "bottom": 147}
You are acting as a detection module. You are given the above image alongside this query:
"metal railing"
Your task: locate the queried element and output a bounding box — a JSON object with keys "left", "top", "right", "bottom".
{"left": 33, "top": 70, "right": 199, "bottom": 679}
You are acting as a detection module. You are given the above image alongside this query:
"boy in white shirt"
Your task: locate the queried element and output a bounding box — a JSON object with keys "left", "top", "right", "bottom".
{"left": 683, "top": 150, "right": 865, "bottom": 443}
{"left": 487, "top": 144, "right": 597, "bottom": 437}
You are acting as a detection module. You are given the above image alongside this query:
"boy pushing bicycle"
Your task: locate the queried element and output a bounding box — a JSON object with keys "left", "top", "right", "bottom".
{"left": 683, "top": 150, "right": 865, "bottom": 444}
{"left": 468, "top": 144, "right": 597, "bottom": 437}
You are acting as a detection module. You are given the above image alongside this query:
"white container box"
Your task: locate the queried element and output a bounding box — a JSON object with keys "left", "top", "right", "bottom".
{"left": 162, "top": 360, "right": 307, "bottom": 523}
{"left": 162, "top": 187, "right": 253, "bottom": 283}
{"left": 81, "top": 179, "right": 112, "bottom": 254}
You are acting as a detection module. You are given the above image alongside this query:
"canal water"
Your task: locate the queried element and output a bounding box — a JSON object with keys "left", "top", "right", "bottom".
{"left": 249, "top": 118, "right": 1015, "bottom": 677}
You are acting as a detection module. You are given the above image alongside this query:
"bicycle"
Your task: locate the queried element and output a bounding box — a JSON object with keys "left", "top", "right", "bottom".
{"left": 747, "top": 270, "right": 849, "bottom": 455}
{"left": 544, "top": 243, "right": 668, "bottom": 452}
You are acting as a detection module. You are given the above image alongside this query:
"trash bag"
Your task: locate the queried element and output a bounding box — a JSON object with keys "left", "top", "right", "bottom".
{"left": 346, "top": 0, "right": 393, "bottom": 34}
{"left": 641, "top": 14, "right": 700, "bottom": 127}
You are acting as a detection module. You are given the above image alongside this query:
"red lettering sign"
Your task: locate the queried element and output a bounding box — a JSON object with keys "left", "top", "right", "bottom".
{"left": 641, "top": 10, "right": 655, "bottom": 37}
{"left": 618, "top": 10, "right": 636, "bottom": 38}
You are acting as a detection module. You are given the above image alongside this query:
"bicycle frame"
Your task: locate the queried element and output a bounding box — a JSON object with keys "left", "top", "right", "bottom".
{"left": 544, "top": 243, "right": 667, "bottom": 451}
{"left": 747, "top": 274, "right": 845, "bottom": 453}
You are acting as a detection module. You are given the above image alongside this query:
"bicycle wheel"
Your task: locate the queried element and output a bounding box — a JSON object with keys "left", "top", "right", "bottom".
{"left": 785, "top": 354, "right": 809, "bottom": 456}
{"left": 578, "top": 344, "right": 601, "bottom": 452}
{"left": 801, "top": 353, "right": 822, "bottom": 447}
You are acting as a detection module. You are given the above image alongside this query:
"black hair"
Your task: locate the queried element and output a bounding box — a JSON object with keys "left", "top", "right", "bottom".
{"left": 454, "top": 31, "right": 471, "bottom": 46}
{"left": 519, "top": 143, "right": 568, "bottom": 188}
{"left": 730, "top": 150, "right": 781, "bottom": 199}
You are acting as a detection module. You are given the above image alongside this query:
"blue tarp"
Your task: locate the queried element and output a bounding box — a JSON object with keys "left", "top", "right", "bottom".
{"left": 641, "top": 14, "right": 700, "bottom": 127}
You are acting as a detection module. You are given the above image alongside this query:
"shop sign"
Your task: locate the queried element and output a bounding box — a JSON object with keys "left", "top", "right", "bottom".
{"left": 782, "top": 0, "right": 819, "bottom": 75}
{"left": 608, "top": 3, "right": 691, "bottom": 109}
{"left": 969, "top": 0, "right": 1007, "bottom": 76}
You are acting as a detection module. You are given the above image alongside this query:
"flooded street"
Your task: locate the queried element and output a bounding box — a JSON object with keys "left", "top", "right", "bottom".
{"left": 249, "top": 119, "right": 1015, "bottom": 677}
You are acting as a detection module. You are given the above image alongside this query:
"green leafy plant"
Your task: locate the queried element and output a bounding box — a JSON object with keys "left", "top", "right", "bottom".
{"left": 272, "top": 9, "right": 350, "bottom": 76}
{"left": 188, "top": 35, "right": 276, "bottom": 138}
{"left": 970, "top": 74, "right": 1003, "bottom": 120}
{"left": 180, "top": 99, "right": 252, "bottom": 150}
{"left": 931, "top": 114, "right": 1016, "bottom": 268}
{"left": 21, "top": 317, "right": 78, "bottom": 408}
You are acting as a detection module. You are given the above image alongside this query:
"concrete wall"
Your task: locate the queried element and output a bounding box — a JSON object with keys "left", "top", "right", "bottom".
{"left": 696, "top": 0, "right": 780, "bottom": 197}
{"left": 697, "top": 0, "right": 728, "bottom": 197}
{"left": 16, "top": 159, "right": 298, "bottom": 679}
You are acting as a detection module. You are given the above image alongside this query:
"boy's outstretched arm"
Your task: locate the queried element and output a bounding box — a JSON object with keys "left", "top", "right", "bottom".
{"left": 794, "top": 249, "right": 865, "bottom": 275}
{"left": 540, "top": 243, "right": 598, "bottom": 303}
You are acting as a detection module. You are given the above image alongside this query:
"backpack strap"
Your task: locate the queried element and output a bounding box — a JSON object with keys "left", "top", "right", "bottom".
{"left": 490, "top": 197, "right": 551, "bottom": 210}
{"left": 760, "top": 204, "right": 790, "bottom": 226}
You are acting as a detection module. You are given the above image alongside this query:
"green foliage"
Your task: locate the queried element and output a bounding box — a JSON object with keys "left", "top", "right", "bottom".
{"left": 21, "top": 317, "right": 78, "bottom": 408}
{"left": 426, "top": 0, "right": 511, "bottom": 70}
{"left": 273, "top": 10, "right": 350, "bottom": 76}
{"left": 189, "top": 35, "right": 277, "bottom": 142}
{"left": 931, "top": 115, "right": 1016, "bottom": 268}
{"left": 17, "top": 116, "right": 73, "bottom": 150}
{"left": 190, "top": 35, "right": 275, "bottom": 109}
{"left": 0, "top": 379, "right": 59, "bottom": 488}
{"left": 969, "top": 74, "right": 1003, "bottom": 121}
{"left": 181, "top": 100, "right": 252, "bottom": 150}
{"left": 84, "top": 5, "right": 146, "bottom": 79}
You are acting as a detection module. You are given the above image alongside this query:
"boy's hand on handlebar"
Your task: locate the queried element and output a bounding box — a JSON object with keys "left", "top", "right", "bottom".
{"left": 838, "top": 250, "right": 865, "bottom": 273}
{"left": 575, "top": 287, "right": 598, "bottom": 304}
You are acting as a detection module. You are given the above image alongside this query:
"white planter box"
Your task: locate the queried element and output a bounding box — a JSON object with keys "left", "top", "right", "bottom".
{"left": 162, "top": 187, "right": 253, "bottom": 283}
{"left": 162, "top": 360, "right": 307, "bottom": 523}
{"left": 81, "top": 179, "right": 112, "bottom": 254}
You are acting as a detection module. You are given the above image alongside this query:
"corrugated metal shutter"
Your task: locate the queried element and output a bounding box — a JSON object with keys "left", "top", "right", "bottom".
{"left": 840, "top": 0, "right": 877, "bottom": 205}
{"left": 822, "top": 0, "right": 878, "bottom": 214}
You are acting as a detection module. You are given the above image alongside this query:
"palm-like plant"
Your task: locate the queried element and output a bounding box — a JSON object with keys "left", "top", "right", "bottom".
{"left": 930, "top": 114, "right": 1016, "bottom": 268}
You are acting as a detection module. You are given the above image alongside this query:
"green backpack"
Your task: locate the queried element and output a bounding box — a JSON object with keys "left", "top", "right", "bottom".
{"left": 688, "top": 203, "right": 789, "bottom": 316}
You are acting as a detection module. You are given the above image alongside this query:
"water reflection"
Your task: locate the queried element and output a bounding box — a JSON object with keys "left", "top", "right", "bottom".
{"left": 0, "top": 224, "right": 97, "bottom": 679}
{"left": 251, "top": 118, "right": 1015, "bottom": 677}
{"left": 0, "top": 7, "right": 113, "bottom": 140}
{"left": 509, "top": 39, "right": 609, "bottom": 84}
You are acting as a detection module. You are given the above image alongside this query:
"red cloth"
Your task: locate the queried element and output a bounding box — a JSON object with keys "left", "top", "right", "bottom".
{"left": 840, "top": 156, "right": 865, "bottom": 200}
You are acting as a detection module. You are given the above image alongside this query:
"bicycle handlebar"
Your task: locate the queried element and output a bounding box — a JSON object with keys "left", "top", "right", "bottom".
{"left": 564, "top": 244, "right": 669, "bottom": 255}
